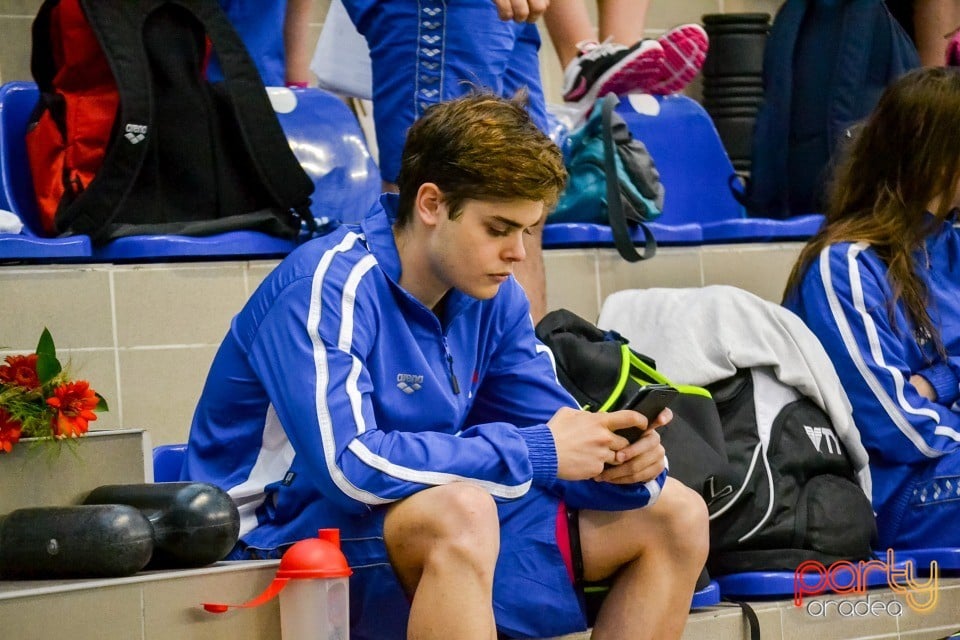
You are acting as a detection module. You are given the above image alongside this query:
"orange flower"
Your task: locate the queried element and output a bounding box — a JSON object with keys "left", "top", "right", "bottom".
{"left": 0, "top": 354, "right": 40, "bottom": 390}
{"left": 46, "top": 380, "right": 99, "bottom": 438}
{"left": 0, "top": 407, "right": 22, "bottom": 453}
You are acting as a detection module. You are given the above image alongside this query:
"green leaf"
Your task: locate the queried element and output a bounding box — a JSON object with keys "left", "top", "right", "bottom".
{"left": 36, "top": 328, "right": 56, "bottom": 358}
{"left": 35, "top": 328, "right": 62, "bottom": 384}
{"left": 95, "top": 392, "right": 109, "bottom": 412}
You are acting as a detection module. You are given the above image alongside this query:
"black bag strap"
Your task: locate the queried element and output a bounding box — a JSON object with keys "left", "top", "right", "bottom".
{"left": 599, "top": 94, "right": 656, "bottom": 262}
{"left": 48, "top": 0, "right": 156, "bottom": 238}
{"left": 29, "top": 0, "right": 58, "bottom": 95}
{"left": 726, "top": 600, "right": 761, "bottom": 640}
{"left": 186, "top": 0, "right": 315, "bottom": 232}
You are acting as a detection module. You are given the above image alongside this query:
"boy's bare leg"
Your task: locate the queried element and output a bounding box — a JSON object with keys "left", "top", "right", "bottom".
{"left": 579, "top": 478, "right": 709, "bottom": 640}
{"left": 384, "top": 483, "right": 500, "bottom": 640}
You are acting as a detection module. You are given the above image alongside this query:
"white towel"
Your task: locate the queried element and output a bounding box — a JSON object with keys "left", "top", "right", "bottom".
{"left": 598, "top": 285, "right": 872, "bottom": 495}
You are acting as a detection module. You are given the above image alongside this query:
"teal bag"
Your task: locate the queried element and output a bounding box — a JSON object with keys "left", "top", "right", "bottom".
{"left": 550, "top": 94, "right": 665, "bottom": 262}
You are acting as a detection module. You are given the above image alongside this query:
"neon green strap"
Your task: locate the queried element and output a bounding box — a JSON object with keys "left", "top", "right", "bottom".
{"left": 598, "top": 345, "right": 633, "bottom": 412}
{"left": 627, "top": 352, "right": 713, "bottom": 398}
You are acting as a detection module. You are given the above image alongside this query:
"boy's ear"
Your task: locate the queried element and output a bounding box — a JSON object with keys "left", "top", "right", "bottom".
{"left": 414, "top": 182, "right": 444, "bottom": 227}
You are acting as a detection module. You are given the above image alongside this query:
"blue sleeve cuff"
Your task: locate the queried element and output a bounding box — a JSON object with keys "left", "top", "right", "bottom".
{"left": 518, "top": 424, "right": 558, "bottom": 486}
{"left": 917, "top": 363, "right": 960, "bottom": 405}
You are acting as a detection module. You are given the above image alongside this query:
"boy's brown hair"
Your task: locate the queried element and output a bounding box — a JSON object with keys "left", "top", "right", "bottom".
{"left": 395, "top": 91, "right": 567, "bottom": 226}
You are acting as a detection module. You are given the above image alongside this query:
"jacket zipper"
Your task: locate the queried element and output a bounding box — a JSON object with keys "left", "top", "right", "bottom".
{"left": 442, "top": 336, "right": 461, "bottom": 395}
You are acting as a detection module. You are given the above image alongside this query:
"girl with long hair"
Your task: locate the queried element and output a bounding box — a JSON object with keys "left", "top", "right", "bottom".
{"left": 783, "top": 66, "right": 960, "bottom": 548}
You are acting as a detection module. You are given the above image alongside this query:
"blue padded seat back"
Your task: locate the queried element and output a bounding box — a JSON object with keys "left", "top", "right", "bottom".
{"left": 153, "top": 443, "right": 188, "bottom": 483}
{"left": 271, "top": 87, "right": 380, "bottom": 226}
{"left": 0, "top": 82, "right": 45, "bottom": 234}
{"left": 615, "top": 94, "right": 825, "bottom": 244}
{"left": 0, "top": 81, "right": 92, "bottom": 260}
{"left": 2, "top": 82, "right": 382, "bottom": 261}
{"left": 615, "top": 94, "right": 745, "bottom": 226}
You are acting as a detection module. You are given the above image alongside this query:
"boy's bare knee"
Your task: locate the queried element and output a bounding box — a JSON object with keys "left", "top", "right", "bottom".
{"left": 386, "top": 483, "right": 499, "bottom": 560}
{"left": 428, "top": 483, "right": 500, "bottom": 540}
{"left": 658, "top": 479, "right": 710, "bottom": 560}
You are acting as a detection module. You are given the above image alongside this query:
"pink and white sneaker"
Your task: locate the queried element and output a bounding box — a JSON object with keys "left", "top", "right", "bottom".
{"left": 648, "top": 23, "right": 709, "bottom": 95}
{"left": 562, "top": 38, "right": 665, "bottom": 108}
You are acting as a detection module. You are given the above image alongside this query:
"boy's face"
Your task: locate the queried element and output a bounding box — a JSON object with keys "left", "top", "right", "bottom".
{"left": 428, "top": 197, "right": 545, "bottom": 301}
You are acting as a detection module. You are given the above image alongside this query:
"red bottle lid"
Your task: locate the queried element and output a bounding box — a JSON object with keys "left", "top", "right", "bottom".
{"left": 277, "top": 529, "right": 353, "bottom": 579}
{"left": 202, "top": 529, "right": 351, "bottom": 613}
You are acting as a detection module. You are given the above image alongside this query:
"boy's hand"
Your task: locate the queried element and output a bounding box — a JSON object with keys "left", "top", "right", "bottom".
{"left": 547, "top": 407, "right": 639, "bottom": 480}
{"left": 491, "top": 0, "right": 550, "bottom": 23}
{"left": 598, "top": 408, "right": 670, "bottom": 484}
{"left": 598, "top": 431, "right": 667, "bottom": 485}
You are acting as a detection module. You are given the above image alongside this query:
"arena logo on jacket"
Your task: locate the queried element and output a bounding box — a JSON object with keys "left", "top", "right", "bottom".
{"left": 396, "top": 373, "right": 424, "bottom": 394}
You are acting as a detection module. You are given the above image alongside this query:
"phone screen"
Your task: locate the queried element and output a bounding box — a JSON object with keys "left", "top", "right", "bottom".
{"left": 616, "top": 384, "right": 678, "bottom": 443}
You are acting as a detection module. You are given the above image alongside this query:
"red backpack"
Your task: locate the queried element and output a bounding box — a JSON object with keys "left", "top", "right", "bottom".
{"left": 26, "top": 0, "right": 314, "bottom": 243}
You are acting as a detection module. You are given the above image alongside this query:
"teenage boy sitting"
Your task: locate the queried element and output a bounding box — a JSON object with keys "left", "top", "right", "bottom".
{"left": 182, "top": 92, "right": 708, "bottom": 640}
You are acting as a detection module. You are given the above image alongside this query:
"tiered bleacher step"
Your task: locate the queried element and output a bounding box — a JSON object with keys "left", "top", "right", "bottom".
{"left": 4, "top": 571, "right": 959, "bottom": 640}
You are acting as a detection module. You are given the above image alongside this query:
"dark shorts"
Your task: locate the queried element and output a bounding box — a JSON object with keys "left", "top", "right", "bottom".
{"left": 229, "top": 485, "right": 585, "bottom": 639}
{"left": 342, "top": 0, "right": 548, "bottom": 183}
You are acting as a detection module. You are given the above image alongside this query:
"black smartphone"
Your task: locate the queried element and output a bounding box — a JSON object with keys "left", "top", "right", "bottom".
{"left": 615, "top": 384, "right": 679, "bottom": 443}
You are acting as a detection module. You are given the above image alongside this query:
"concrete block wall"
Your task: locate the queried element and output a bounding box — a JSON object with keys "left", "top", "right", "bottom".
{"left": 0, "top": 243, "right": 802, "bottom": 448}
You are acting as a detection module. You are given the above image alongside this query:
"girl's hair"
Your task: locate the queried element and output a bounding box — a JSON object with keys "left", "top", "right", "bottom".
{"left": 394, "top": 91, "right": 566, "bottom": 226}
{"left": 783, "top": 67, "right": 960, "bottom": 355}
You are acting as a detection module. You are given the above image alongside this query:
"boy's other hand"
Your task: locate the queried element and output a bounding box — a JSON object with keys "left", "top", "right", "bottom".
{"left": 491, "top": 0, "right": 550, "bottom": 23}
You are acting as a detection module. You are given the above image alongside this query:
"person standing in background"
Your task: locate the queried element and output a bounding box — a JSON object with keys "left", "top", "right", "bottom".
{"left": 544, "top": 0, "right": 708, "bottom": 108}
{"left": 211, "top": 0, "right": 316, "bottom": 86}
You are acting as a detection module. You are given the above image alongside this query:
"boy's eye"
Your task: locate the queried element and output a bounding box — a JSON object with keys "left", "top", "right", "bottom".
{"left": 487, "top": 225, "right": 511, "bottom": 237}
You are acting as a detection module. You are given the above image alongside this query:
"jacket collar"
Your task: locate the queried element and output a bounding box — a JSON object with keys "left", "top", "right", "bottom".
{"left": 359, "top": 193, "right": 479, "bottom": 326}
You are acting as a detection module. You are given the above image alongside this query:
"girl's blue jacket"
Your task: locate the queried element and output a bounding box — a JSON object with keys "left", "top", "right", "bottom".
{"left": 785, "top": 219, "right": 960, "bottom": 547}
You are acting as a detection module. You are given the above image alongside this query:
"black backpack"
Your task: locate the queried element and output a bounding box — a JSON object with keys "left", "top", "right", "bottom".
{"left": 704, "top": 367, "right": 876, "bottom": 574}
{"left": 27, "top": 0, "right": 315, "bottom": 244}
{"left": 737, "top": 0, "right": 919, "bottom": 218}
{"left": 535, "top": 309, "right": 877, "bottom": 574}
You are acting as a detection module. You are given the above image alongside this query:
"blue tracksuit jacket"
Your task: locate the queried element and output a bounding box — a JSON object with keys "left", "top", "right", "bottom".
{"left": 785, "top": 219, "right": 960, "bottom": 548}
{"left": 184, "top": 193, "right": 664, "bottom": 552}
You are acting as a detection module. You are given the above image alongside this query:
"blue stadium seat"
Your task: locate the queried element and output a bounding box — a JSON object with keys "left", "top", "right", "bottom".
{"left": 715, "top": 556, "right": 915, "bottom": 599}
{"left": 1, "top": 83, "right": 380, "bottom": 262}
{"left": 900, "top": 548, "right": 960, "bottom": 576}
{"left": 542, "top": 220, "right": 704, "bottom": 248}
{"left": 691, "top": 579, "right": 721, "bottom": 609}
{"left": 542, "top": 96, "right": 704, "bottom": 250}
{"left": 271, "top": 87, "right": 380, "bottom": 226}
{"left": 615, "top": 94, "right": 745, "bottom": 226}
{"left": 153, "top": 443, "right": 188, "bottom": 482}
{"left": 615, "top": 94, "right": 824, "bottom": 244}
{"left": 0, "top": 81, "right": 93, "bottom": 261}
